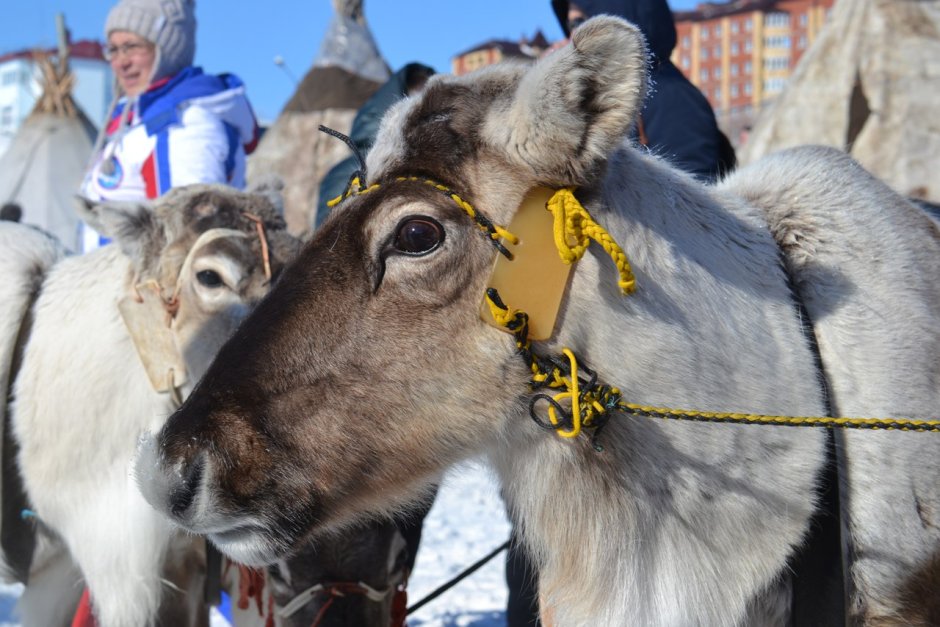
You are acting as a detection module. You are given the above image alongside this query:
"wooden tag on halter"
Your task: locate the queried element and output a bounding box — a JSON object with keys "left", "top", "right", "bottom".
{"left": 118, "top": 289, "right": 187, "bottom": 393}
{"left": 480, "top": 187, "right": 572, "bottom": 340}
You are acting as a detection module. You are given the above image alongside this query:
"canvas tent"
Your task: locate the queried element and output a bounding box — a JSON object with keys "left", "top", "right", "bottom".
{"left": 0, "top": 49, "right": 95, "bottom": 253}
{"left": 740, "top": 0, "right": 940, "bottom": 203}
{"left": 247, "top": 0, "right": 390, "bottom": 236}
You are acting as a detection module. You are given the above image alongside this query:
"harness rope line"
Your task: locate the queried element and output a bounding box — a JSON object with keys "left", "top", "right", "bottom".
{"left": 483, "top": 194, "right": 940, "bottom": 442}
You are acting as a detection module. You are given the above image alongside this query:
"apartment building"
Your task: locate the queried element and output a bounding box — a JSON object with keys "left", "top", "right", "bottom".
{"left": 672, "top": 0, "right": 835, "bottom": 144}
{"left": 452, "top": 31, "right": 550, "bottom": 76}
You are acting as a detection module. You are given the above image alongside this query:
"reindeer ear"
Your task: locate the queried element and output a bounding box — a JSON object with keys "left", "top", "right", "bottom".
{"left": 486, "top": 16, "right": 649, "bottom": 184}
{"left": 75, "top": 196, "right": 163, "bottom": 263}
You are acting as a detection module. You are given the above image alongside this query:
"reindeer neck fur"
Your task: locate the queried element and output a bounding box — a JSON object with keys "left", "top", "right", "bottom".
{"left": 490, "top": 147, "right": 829, "bottom": 626}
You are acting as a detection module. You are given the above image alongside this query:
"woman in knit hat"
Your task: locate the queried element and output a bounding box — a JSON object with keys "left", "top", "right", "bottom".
{"left": 79, "top": 0, "right": 260, "bottom": 251}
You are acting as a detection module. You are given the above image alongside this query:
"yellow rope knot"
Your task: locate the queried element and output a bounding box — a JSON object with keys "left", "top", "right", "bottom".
{"left": 546, "top": 188, "right": 636, "bottom": 295}
{"left": 543, "top": 349, "right": 621, "bottom": 440}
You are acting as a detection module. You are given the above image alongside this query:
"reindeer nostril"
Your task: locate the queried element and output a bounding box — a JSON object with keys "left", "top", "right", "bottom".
{"left": 169, "top": 454, "right": 205, "bottom": 519}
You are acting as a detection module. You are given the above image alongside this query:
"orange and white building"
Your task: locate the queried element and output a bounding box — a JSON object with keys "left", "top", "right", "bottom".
{"left": 672, "top": 0, "right": 836, "bottom": 143}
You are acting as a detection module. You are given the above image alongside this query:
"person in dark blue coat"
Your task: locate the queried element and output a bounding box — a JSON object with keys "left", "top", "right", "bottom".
{"left": 552, "top": 0, "right": 733, "bottom": 182}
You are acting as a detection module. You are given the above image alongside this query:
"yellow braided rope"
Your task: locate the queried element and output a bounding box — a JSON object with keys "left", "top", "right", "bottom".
{"left": 616, "top": 403, "right": 940, "bottom": 431}
{"left": 532, "top": 333, "right": 940, "bottom": 434}
{"left": 326, "top": 177, "right": 381, "bottom": 208}
{"left": 482, "top": 212, "right": 940, "bottom": 435}
{"left": 546, "top": 188, "right": 636, "bottom": 295}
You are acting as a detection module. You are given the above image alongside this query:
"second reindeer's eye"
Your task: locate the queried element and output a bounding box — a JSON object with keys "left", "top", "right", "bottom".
{"left": 393, "top": 217, "right": 445, "bottom": 256}
{"left": 196, "top": 269, "right": 224, "bottom": 288}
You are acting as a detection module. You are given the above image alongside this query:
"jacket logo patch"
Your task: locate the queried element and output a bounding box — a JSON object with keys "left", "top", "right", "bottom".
{"left": 97, "top": 156, "right": 124, "bottom": 190}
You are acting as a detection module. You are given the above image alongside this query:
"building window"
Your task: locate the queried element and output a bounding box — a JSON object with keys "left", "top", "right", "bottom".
{"left": 765, "top": 36, "right": 791, "bottom": 49}
{"left": 714, "top": 45, "right": 721, "bottom": 58}
{"left": 764, "top": 77, "right": 787, "bottom": 92}
{"left": 0, "top": 106, "right": 12, "bottom": 127}
{"left": 714, "top": 87, "right": 722, "bottom": 101}
{"left": 731, "top": 22, "right": 739, "bottom": 35}
{"left": 715, "top": 25, "right": 722, "bottom": 37}
{"left": 682, "top": 56, "right": 690, "bottom": 69}
{"left": 700, "top": 68, "right": 709, "bottom": 82}
{"left": 799, "top": 35, "right": 808, "bottom": 49}
{"left": 731, "top": 63, "right": 739, "bottom": 76}
{"left": 745, "top": 60, "right": 752, "bottom": 74}
{"left": 714, "top": 67, "right": 722, "bottom": 79}
{"left": 745, "top": 17, "right": 753, "bottom": 32}
{"left": 744, "top": 82, "right": 752, "bottom": 95}
{"left": 682, "top": 35, "right": 691, "bottom": 48}
{"left": 766, "top": 12, "right": 790, "bottom": 28}
{"left": 800, "top": 13, "right": 808, "bottom": 27}
{"left": 745, "top": 40, "right": 753, "bottom": 53}
{"left": 701, "top": 47, "right": 709, "bottom": 60}
{"left": 764, "top": 57, "right": 789, "bottom": 71}
{"left": 1, "top": 71, "right": 16, "bottom": 86}
{"left": 731, "top": 42, "right": 739, "bottom": 56}
{"left": 731, "top": 84, "right": 739, "bottom": 98}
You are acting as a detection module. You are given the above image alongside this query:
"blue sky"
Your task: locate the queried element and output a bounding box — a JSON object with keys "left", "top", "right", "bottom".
{"left": 1, "top": 0, "right": 700, "bottom": 123}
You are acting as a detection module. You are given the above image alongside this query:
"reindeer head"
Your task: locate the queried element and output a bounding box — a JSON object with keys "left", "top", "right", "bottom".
{"left": 80, "top": 183, "right": 299, "bottom": 394}
{"left": 137, "top": 17, "right": 648, "bottom": 565}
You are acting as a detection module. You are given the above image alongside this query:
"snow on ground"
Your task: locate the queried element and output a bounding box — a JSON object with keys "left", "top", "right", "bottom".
{"left": 0, "top": 459, "right": 512, "bottom": 627}
{"left": 406, "top": 459, "right": 512, "bottom": 627}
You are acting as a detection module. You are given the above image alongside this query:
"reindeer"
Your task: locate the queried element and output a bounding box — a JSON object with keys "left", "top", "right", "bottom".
{"left": 3, "top": 184, "right": 298, "bottom": 626}
{"left": 137, "top": 18, "right": 940, "bottom": 626}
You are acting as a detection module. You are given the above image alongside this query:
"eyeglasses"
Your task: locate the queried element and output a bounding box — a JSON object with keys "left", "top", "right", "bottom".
{"left": 567, "top": 16, "right": 588, "bottom": 33}
{"left": 104, "top": 41, "right": 152, "bottom": 61}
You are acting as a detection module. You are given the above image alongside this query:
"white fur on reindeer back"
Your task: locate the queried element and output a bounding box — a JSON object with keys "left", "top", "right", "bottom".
{"left": 723, "top": 145, "right": 940, "bottom": 621}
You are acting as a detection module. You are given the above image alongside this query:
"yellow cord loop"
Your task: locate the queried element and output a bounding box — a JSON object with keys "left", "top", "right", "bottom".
{"left": 546, "top": 188, "right": 636, "bottom": 295}
{"left": 543, "top": 349, "right": 623, "bottom": 439}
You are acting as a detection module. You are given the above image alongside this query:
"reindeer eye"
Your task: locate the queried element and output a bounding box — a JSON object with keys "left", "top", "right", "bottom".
{"left": 196, "top": 269, "right": 224, "bottom": 288}
{"left": 393, "top": 217, "right": 444, "bottom": 256}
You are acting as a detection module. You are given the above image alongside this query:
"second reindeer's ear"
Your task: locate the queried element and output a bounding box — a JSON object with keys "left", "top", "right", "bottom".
{"left": 484, "top": 16, "right": 649, "bottom": 185}
{"left": 75, "top": 196, "right": 164, "bottom": 269}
